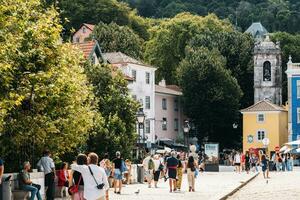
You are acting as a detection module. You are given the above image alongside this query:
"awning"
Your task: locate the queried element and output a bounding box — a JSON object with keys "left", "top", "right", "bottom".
{"left": 280, "top": 145, "right": 288, "bottom": 152}
{"left": 286, "top": 140, "right": 300, "bottom": 145}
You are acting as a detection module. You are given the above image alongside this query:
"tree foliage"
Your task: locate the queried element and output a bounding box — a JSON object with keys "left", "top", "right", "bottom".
{"left": 0, "top": 0, "right": 95, "bottom": 171}
{"left": 178, "top": 47, "right": 243, "bottom": 148}
{"left": 123, "top": 0, "right": 300, "bottom": 33}
{"left": 84, "top": 63, "right": 139, "bottom": 159}
{"left": 58, "top": 0, "right": 150, "bottom": 40}
{"left": 91, "top": 22, "right": 143, "bottom": 59}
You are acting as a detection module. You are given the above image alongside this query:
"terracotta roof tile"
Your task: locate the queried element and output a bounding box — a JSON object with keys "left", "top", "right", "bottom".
{"left": 75, "top": 40, "right": 96, "bottom": 58}
{"left": 155, "top": 85, "right": 182, "bottom": 96}
{"left": 241, "top": 100, "right": 286, "bottom": 112}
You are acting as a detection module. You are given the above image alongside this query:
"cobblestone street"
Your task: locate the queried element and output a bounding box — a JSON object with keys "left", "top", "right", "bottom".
{"left": 108, "top": 171, "right": 257, "bottom": 200}
{"left": 228, "top": 169, "right": 300, "bottom": 200}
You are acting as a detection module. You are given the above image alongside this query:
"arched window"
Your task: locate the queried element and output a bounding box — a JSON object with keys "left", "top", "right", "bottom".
{"left": 263, "top": 61, "right": 271, "bottom": 81}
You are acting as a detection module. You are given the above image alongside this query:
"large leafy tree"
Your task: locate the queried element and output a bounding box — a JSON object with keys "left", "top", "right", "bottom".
{"left": 84, "top": 63, "right": 139, "bottom": 159}
{"left": 91, "top": 22, "right": 143, "bottom": 59}
{"left": 0, "top": 0, "right": 95, "bottom": 171}
{"left": 58, "top": 0, "right": 150, "bottom": 40}
{"left": 178, "top": 47, "right": 243, "bottom": 148}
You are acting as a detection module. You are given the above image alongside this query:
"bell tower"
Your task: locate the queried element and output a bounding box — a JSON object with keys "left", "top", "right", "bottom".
{"left": 253, "top": 35, "right": 282, "bottom": 105}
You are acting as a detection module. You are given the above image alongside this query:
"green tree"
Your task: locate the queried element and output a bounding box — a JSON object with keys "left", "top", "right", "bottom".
{"left": 91, "top": 22, "right": 143, "bottom": 59}
{"left": 84, "top": 63, "right": 139, "bottom": 159}
{"left": 59, "top": 0, "right": 150, "bottom": 40}
{"left": 0, "top": 0, "right": 95, "bottom": 171}
{"left": 178, "top": 47, "right": 243, "bottom": 148}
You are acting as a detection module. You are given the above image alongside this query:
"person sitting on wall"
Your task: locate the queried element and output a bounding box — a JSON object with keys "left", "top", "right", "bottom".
{"left": 19, "top": 161, "right": 42, "bottom": 200}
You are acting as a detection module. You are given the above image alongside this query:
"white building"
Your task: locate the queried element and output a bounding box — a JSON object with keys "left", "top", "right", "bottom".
{"left": 103, "top": 52, "right": 157, "bottom": 145}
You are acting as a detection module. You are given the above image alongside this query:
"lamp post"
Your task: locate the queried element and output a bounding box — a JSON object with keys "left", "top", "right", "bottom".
{"left": 262, "top": 137, "right": 270, "bottom": 157}
{"left": 136, "top": 108, "right": 145, "bottom": 158}
{"left": 183, "top": 120, "right": 190, "bottom": 147}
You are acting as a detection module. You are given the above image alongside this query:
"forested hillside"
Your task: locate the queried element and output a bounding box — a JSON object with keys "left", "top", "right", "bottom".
{"left": 122, "top": 0, "right": 300, "bottom": 33}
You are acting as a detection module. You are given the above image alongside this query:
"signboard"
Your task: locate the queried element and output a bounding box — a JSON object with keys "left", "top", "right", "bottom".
{"left": 247, "top": 135, "right": 254, "bottom": 144}
{"left": 204, "top": 143, "right": 219, "bottom": 164}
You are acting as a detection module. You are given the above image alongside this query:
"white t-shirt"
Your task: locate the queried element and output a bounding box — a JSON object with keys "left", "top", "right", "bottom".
{"left": 153, "top": 159, "right": 161, "bottom": 171}
{"left": 234, "top": 154, "right": 241, "bottom": 163}
{"left": 71, "top": 164, "right": 109, "bottom": 200}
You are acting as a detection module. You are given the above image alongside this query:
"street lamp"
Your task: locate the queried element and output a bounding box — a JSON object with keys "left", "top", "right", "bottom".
{"left": 136, "top": 108, "right": 145, "bottom": 158}
{"left": 262, "top": 137, "right": 270, "bottom": 157}
{"left": 183, "top": 120, "right": 190, "bottom": 147}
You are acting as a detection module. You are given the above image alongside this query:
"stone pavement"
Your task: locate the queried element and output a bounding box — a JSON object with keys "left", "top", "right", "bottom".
{"left": 109, "top": 171, "right": 258, "bottom": 200}
{"left": 227, "top": 169, "right": 300, "bottom": 200}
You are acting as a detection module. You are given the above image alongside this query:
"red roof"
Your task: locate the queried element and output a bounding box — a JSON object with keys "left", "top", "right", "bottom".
{"left": 83, "top": 23, "right": 95, "bottom": 31}
{"left": 76, "top": 40, "right": 96, "bottom": 58}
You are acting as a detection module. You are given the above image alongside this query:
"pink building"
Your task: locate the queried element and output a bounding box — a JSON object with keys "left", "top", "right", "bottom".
{"left": 72, "top": 23, "right": 95, "bottom": 43}
{"left": 155, "top": 80, "right": 186, "bottom": 145}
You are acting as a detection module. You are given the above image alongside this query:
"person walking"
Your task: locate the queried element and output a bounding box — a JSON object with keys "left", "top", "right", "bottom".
{"left": 71, "top": 153, "right": 109, "bottom": 200}
{"left": 261, "top": 155, "right": 270, "bottom": 179}
{"left": 186, "top": 156, "right": 196, "bottom": 192}
{"left": 245, "top": 152, "right": 250, "bottom": 174}
{"left": 153, "top": 155, "right": 161, "bottom": 188}
{"left": 37, "top": 150, "right": 55, "bottom": 200}
{"left": 166, "top": 151, "right": 178, "bottom": 193}
{"left": 100, "top": 153, "right": 112, "bottom": 200}
{"left": 275, "top": 153, "right": 282, "bottom": 171}
{"left": 56, "top": 162, "right": 69, "bottom": 199}
{"left": 142, "top": 153, "right": 154, "bottom": 188}
{"left": 176, "top": 154, "right": 183, "bottom": 191}
{"left": 19, "top": 161, "right": 42, "bottom": 200}
{"left": 112, "top": 151, "right": 124, "bottom": 194}
{"left": 69, "top": 154, "right": 87, "bottom": 200}
{"left": 234, "top": 152, "right": 241, "bottom": 173}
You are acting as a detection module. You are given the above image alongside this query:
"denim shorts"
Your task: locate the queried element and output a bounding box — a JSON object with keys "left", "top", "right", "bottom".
{"left": 114, "top": 169, "right": 123, "bottom": 180}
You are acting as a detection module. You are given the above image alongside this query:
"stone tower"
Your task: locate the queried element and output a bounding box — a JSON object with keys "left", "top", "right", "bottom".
{"left": 253, "top": 35, "right": 282, "bottom": 105}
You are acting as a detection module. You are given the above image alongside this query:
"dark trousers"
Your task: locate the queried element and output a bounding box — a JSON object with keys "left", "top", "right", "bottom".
{"left": 45, "top": 172, "right": 55, "bottom": 200}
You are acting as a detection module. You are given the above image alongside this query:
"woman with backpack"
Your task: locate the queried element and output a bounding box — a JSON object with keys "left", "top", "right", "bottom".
{"left": 153, "top": 154, "right": 162, "bottom": 188}
{"left": 186, "top": 156, "right": 197, "bottom": 192}
{"left": 176, "top": 154, "right": 183, "bottom": 191}
{"left": 143, "top": 153, "right": 155, "bottom": 188}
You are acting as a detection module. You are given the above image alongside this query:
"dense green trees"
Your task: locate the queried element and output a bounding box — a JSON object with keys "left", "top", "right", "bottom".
{"left": 178, "top": 47, "right": 242, "bottom": 148}
{"left": 0, "top": 0, "right": 95, "bottom": 170}
{"left": 124, "top": 0, "right": 300, "bottom": 33}
{"left": 84, "top": 63, "right": 139, "bottom": 159}
{"left": 58, "top": 0, "right": 150, "bottom": 40}
{"left": 91, "top": 22, "right": 143, "bottom": 59}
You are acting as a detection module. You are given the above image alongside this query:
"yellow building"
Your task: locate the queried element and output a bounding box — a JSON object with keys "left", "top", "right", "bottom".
{"left": 241, "top": 100, "right": 288, "bottom": 156}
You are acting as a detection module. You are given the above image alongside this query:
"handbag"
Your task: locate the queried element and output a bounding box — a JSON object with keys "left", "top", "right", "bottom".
{"left": 68, "top": 175, "right": 81, "bottom": 195}
{"left": 88, "top": 166, "right": 104, "bottom": 190}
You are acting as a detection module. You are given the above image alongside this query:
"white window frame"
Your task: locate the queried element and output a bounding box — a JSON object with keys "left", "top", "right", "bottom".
{"left": 145, "top": 120, "right": 150, "bottom": 134}
{"left": 145, "top": 96, "right": 150, "bottom": 109}
{"left": 257, "top": 113, "right": 265, "bottom": 123}
{"left": 132, "top": 70, "right": 137, "bottom": 82}
{"left": 162, "top": 118, "right": 167, "bottom": 131}
{"left": 145, "top": 72, "right": 150, "bottom": 84}
{"left": 297, "top": 80, "right": 300, "bottom": 99}
{"left": 297, "top": 108, "right": 300, "bottom": 123}
{"left": 257, "top": 130, "right": 266, "bottom": 141}
{"left": 162, "top": 98, "right": 167, "bottom": 110}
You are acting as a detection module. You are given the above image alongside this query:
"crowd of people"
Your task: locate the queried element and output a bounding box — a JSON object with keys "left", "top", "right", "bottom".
{"left": 230, "top": 150, "right": 295, "bottom": 179}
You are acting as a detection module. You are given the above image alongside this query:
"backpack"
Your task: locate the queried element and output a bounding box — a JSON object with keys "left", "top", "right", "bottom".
{"left": 148, "top": 158, "right": 155, "bottom": 170}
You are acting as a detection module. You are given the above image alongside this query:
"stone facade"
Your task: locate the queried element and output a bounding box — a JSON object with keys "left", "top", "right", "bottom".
{"left": 254, "top": 36, "right": 282, "bottom": 105}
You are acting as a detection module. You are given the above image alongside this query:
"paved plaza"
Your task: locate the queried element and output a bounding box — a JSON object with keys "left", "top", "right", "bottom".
{"left": 109, "top": 171, "right": 257, "bottom": 200}
{"left": 228, "top": 169, "right": 300, "bottom": 200}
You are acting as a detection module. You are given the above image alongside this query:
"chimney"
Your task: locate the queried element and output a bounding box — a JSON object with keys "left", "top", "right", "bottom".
{"left": 159, "top": 79, "right": 166, "bottom": 87}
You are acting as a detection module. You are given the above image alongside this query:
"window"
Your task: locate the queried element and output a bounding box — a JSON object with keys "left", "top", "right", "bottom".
{"left": 162, "top": 118, "right": 167, "bottom": 131}
{"left": 257, "top": 113, "right": 265, "bottom": 122}
{"left": 82, "top": 27, "right": 86, "bottom": 33}
{"left": 145, "top": 96, "right": 150, "bottom": 109}
{"left": 297, "top": 80, "right": 300, "bottom": 98}
{"left": 257, "top": 130, "right": 266, "bottom": 141}
{"left": 297, "top": 108, "right": 300, "bottom": 123}
{"left": 162, "top": 98, "right": 167, "bottom": 110}
{"left": 132, "top": 70, "right": 137, "bottom": 81}
{"left": 145, "top": 120, "right": 150, "bottom": 134}
{"left": 146, "top": 72, "right": 150, "bottom": 84}
{"left": 139, "top": 98, "right": 143, "bottom": 107}
{"left": 75, "top": 37, "right": 80, "bottom": 43}
{"left": 174, "top": 99, "right": 179, "bottom": 111}
{"left": 263, "top": 61, "right": 271, "bottom": 81}
{"left": 174, "top": 118, "right": 179, "bottom": 131}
